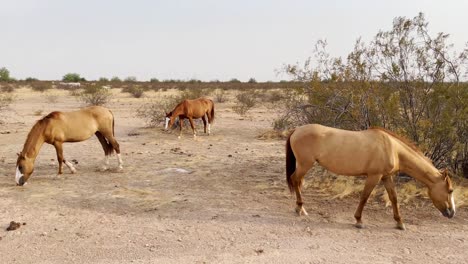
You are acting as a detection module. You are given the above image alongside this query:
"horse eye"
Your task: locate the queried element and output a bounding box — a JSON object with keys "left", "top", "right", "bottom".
{"left": 18, "top": 166, "right": 23, "bottom": 171}
{"left": 448, "top": 189, "right": 453, "bottom": 194}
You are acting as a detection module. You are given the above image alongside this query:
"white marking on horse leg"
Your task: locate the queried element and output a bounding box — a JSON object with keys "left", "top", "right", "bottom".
{"left": 102, "top": 156, "right": 109, "bottom": 171}
{"left": 64, "top": 161, "right": 77, "bottom": 174}
{"left": 450, "top": 194, "right": 456, "bottom": 214}
{"left": 208, "top": 123, "right": 211, "bottom": 135}
{"left": 165, "top": 117, "right": 170, "bottom": 130}
{"left": 15, "top": 166, "right": 23, "bottom": 185}
{"left": 117, "top": 153, "right": 123, "bottom": 170}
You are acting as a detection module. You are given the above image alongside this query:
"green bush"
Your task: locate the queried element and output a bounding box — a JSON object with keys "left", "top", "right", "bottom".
{"left": 62, "top": 73, "right": 85, "bottom": 82}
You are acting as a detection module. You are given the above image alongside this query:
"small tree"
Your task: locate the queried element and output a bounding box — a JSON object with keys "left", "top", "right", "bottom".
{"left": 0, "top": 67, "right": 10, "bottom": 82}
{"left": 150, "top": 78, "right": 160, "bottom": 83}
{"left": 111, "top": 76, "right": 121, "bottom": 82}
{"left": 63, "top": 73, "right": 84, "bottom": 82}
{"left": 124, "top": 76, "right": 137, "bottom": 82}
{"left": 247, "top": 78, "right": 257, "bottom": 83}
{"left": 98, "top": 77, "right": 109, "bottom": 82}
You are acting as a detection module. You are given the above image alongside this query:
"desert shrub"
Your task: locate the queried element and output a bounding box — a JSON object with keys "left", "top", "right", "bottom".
{"left": 136, "top": 96, "right": 180, "bottom": 127}
{"left": 1, "top": 84, "right": 14, "bottom": 93}
{"left": 43, "top": 91, "right": 59, "bottom": 103}
{"left": 30, "top": 82, "right": 52, "bottom": 92}
{"left": 277, "top": 13, "right": 468, "bottom": 176}
{"left": 98, "top": 77, "right": 109, "bottom": 82}
{"left": 232, "top": 91, "right": 256, "bottom": 116}
{"left": 214, "top": 89, "right": 228, "bottom": 103}
{"left": 0, "top": 93, "right": 14, "bottom": 110}
{"left": 150, "top": 78, "right": 160, "bottom": 83}
{"left": 178, "top": 87, "right": 208, "bottom": 101}
{"left": 79, "top": 85, "right": 112, "bottom": 106}
{"left": 122, "top": 85, "right": 145, "bottom": 98}
{"left": 24, "top": 77, "right": 39, "bottom": 82}
{"left": 110, "top": 76, "right": 121, "bottom": 82}
{"left": 248, "top": 78, "right": 257, "bottom": 83}
{"left": 124, "top": 76, "right": 137, "bottom": 82}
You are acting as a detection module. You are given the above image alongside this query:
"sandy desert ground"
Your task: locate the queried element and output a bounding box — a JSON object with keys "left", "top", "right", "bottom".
{"left": 0, "top": 88, "right": 467, "bottom": 264}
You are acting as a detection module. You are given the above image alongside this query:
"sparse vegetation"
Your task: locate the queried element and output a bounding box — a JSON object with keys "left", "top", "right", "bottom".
{"left": 30, "top": 82, "right": 52, "bottom": 92}
{"left": 79, "top": 85, "right": 112, "bottom": 106}
{"left": 1, "top": 84, "right": 14, "bottom": 93}
{"left": 214, "top": 89, "right": 228, "bottom": 103}
{"left": 122, "top": 85, "right": 145, "bottom": 98}
{"left": 232, "top": 91, "right": 256, "bottom": 116}
{"left": 136, "top": 96, "right": 180, "bottom": 127}
{"left": 276, "top": 13, "right": 468, "bottom": 177}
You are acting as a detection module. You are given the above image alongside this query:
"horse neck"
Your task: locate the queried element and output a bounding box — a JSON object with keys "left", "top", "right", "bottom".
{"left": 22, "top": 122, "right": 46, "bottom": 161}
{"left": 398, "top": 144, "right": 440, "bottom": 187}
{"left": 171, "top": 105, "right": 184, "bottom": 117}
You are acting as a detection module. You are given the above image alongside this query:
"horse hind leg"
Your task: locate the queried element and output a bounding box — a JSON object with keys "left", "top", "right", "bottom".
{"left": 96, "top": 132, "right": 111, "bottom": 171}
{"left": 292, "top": 164, "right": 310, "bottom": 216}
{"left": 201, "top": 116, "right": 207, "bottom": 134}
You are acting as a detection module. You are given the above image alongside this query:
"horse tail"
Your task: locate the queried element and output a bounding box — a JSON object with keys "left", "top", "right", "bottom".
{"left": 109, "top": 109, "right": 115, "bottom": 155}
{"left": 210, "top": 100, "right": 215, "bottom": 123}
{"left": 286, "top": 129, "right": 296, "bottom": 193}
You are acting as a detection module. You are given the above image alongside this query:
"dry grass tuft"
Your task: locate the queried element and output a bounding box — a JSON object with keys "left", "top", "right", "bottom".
{"left": 303, "top": 167, "right": 468, "bottom": 208}
{"left": 256, "top": 129, "right": 292, "bottom": 140}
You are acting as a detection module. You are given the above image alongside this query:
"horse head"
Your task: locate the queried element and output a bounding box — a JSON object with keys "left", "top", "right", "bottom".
{"left": 15, "top": 152, "right": 34, "bottom": 186}
{"left": 165, "top": 111, "right": 174, "bottom": 130}
{"left": 428, "top": 169, "right": 456, "bottom": 218}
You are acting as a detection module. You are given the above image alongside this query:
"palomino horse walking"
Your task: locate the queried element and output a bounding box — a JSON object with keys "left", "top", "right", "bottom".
{"left": 15, "top": 106, "right": 123, "bottom": 186}
{"left": 286, "top": 124, "right": 455, "bottom": 230}
{"left": 165, "top": 97, "right": 215, "bottom": 139}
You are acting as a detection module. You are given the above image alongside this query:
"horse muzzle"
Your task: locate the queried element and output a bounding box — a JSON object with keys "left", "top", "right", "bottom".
{"left": 442, "top": 208, "right": 455, "bottom": 219}
{"left": 16, "top": 176, "right": 26, "bottom": 186}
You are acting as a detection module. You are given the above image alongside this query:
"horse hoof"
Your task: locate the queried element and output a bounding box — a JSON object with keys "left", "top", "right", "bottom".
{"left": 396, "top": 223, "right": 406, "bottom": 230}
{"left": 355, "top": 223, "right": 364, "bottom": 229}
{"left": 295, "top": 207, "right": 308, "bottom": 216}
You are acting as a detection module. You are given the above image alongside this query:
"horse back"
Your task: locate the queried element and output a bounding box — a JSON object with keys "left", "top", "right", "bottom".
{"left": 44, "top": 106, "right": 113, "bottom": 142}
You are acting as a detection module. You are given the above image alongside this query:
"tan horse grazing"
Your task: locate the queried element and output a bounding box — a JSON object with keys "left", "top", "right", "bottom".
{"left": 286, "top": 124, "right": 456, "bottom": 230}
{"left": 165, "top": 97, "right": 215, "bottom": 139}
{"left": 15, "top": 106, "right": 123, "bottom": 186}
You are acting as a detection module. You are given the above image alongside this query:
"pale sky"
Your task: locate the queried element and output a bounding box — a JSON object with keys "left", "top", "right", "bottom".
{"left": 1, "top": 0, "right": 467, "bottom": 81}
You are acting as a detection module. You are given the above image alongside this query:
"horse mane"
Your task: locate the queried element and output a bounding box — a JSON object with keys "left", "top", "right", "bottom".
{"left": 369, "top": 127, "right": 432, "bottom": 163}
{"left": 22, "top": 112, "right": 61, "bottom": 154}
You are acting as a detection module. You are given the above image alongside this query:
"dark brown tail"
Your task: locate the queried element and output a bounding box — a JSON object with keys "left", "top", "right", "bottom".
{"left": 109, "top": 110, "right": 116, "bottom": 155}
{"left": 286, "top": 129, "right": 296, "bottom": 193}
{"left": 210, "top": 100, "right": 215, "bottom": 123}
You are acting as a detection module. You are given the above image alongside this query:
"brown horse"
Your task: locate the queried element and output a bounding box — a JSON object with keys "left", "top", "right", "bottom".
{"left": 15, "top": 106, "right": 123, "bottom": 186}
{"left": 286, "top": 124, "right": 456, "bottom": 230}
{"left": 165, "top": 97, "right": 215, "bottom": 138}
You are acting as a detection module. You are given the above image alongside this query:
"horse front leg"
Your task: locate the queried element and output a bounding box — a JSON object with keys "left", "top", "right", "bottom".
{"left": 53, "top": 142, "right": 76, "bottom": 175}
{"left": 178, "top": 118, "right": 183, "bottom": 139}
{"left": 188, "top": 117, "right": 196, "bottom": 139}
{"left": 382, "top": 175, "right": 405, "bottom": 230}
{"left": 354, "top": 174, "right": 382, "bottom": 228}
